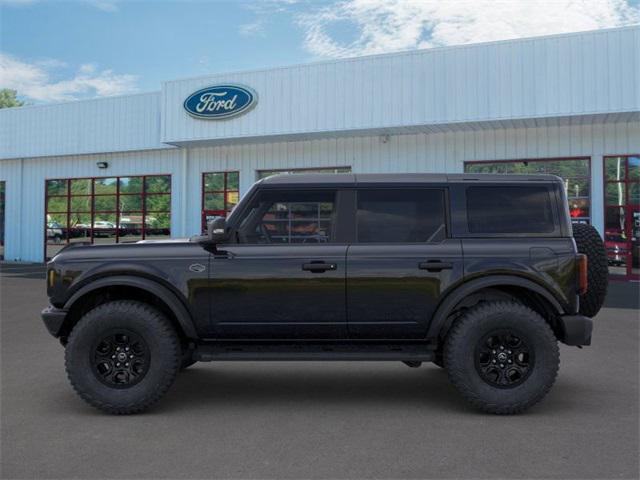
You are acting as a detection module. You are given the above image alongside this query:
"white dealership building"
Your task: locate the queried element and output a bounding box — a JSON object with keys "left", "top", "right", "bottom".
{"left": 0, "top": 26, "right": 638, "bottom": 279}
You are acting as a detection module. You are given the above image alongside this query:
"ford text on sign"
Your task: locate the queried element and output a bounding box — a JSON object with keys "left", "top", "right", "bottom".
{"left": 183, "top": 85, "right": 257, "bottom": 119}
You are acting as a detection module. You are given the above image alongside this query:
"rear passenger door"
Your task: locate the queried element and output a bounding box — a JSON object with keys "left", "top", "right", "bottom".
{"left": 346, "top": 188, "right": 463, "bottom": 339}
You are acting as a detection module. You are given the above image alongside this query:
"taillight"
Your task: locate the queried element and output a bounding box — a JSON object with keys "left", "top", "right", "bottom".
{"left": 577, "top": 254, "right": 588, "bottom": 295}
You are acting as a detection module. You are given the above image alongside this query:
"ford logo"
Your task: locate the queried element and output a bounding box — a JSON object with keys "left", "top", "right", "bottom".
{"left": 183, "top": 84, "right": 257, "bottom": 120}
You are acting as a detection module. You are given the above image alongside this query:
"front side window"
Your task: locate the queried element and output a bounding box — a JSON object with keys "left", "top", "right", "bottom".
{"left": 466, "top": 186, "right": 555, "bottom": 234}
{"left": 238, "top": 190, "right": 336, "bottom": 244}
{"left": 356, "top": 189, "right": 446, "bottom": 243}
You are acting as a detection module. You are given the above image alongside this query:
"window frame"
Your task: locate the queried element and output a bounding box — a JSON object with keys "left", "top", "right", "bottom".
{"left": 201, "top": 171, "right": 240, "bottom": 231}
{"left": 353, "top": 187, "right": 449, "bottom": 244}
{"left": 602, "top": 154, "right": 640, "bottom": 280}
{"left": 44, "top": 174, "right": 171, "bottom": 260}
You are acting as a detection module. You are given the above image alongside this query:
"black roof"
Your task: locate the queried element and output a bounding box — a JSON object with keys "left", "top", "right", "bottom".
{"left": 258, "top": 172, "right": 563, "bottom": 187}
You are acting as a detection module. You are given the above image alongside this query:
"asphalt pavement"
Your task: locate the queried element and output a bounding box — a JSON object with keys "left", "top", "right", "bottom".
{"left": 1, "top": 263, "right": 638, "bottom": 479}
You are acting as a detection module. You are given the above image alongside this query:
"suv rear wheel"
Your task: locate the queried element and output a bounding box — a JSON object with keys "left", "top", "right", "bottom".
{"left": 65, "top": 300, "right": 181, "bottom": 414}
{"left": 444, "top": 301, "right": 559, "bottom": 414}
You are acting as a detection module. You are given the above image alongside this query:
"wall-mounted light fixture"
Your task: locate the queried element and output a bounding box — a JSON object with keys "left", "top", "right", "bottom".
{"left": 380, "top": 134, "right": 390, "bottom": 144}
{"left": 96, "top": 162, "right": 108, "bottom": 169}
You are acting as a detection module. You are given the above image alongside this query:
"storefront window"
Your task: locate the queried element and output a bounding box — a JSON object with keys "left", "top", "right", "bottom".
{"left": 604, "top": 156, "right": 639, "bottom": 279}
{"left": 45, "top": 175, "right": 171, "bottom": 259}
{"left": 464, "top": 158, "right": 591, "bottom": 224}
{"left": 201, "top": 171, "right": 239, "bottom": 231}
{"left": 257, "top": 166, "right": 351, "bottom": 180}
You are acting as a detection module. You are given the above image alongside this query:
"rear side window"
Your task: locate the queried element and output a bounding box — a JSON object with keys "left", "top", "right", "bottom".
{"left": 356, "top": 189, "right": 446, "bottom": 243}
{"left": 466, "top": 186, "right": 555, "bottom": 234}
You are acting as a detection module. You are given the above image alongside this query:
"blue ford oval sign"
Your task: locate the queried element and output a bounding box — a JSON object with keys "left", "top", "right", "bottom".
{"left": 183, "top": 84, "right": 257, "bottom": 120}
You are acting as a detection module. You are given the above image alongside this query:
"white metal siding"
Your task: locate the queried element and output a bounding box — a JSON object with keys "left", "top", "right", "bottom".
{"left": 162, "top": 27, "right": 639, "bottom": 145}
{"left": 0, "top": 149, "right": 183, "bottom": 261}
{"left": 2, "top": 120, "right": 635, "bottom": 262}
{"left": 0, "top": 92, "right": 169, "bottom": 160}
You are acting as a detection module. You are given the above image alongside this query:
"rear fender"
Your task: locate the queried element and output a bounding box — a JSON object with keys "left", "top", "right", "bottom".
{"left": 426, "top": 275, "right": 565, "bottom": 341}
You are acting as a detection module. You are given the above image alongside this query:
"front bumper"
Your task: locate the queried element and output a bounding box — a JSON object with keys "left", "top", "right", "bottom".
{"left": 41, "top": 305, "right": 68, "bottom": 338}
{"left": 559, "top": 314, "right": 593, "bottom": 346}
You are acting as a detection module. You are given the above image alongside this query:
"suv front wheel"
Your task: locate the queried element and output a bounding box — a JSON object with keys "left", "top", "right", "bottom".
{"left": 444, "top": 301, "right": 559, "bottom": 414}
{"left": 65, "top": 300, "right": 181, "bottom": 414}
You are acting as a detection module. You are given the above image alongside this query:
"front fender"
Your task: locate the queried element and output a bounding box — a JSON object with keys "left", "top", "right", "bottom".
{"left": 63, "top": 275, "right": 198, "bottom": 339}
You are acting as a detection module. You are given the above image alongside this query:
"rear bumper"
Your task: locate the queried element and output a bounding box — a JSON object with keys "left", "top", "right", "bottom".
{"left": 559, "top": 314, "right": 593, "bottom": 346}
{"left": 41, "top": 305, "right": 68, "bottom": 338}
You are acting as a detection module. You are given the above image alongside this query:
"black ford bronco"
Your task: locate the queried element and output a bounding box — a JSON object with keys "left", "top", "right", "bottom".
{"left": 42, "top": 173, "right": 608, "bottom": 415}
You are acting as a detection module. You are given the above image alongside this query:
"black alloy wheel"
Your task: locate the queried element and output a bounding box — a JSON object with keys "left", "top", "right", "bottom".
{"left": 92, "top": 330, "right": 150, "bottom": 388}
{"left": 475, "top": 330, "right": 533, "bottom": 388}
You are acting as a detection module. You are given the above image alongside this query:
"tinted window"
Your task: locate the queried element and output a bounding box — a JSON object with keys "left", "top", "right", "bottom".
{"left": 356, "top": 189, "right": 446, "bottom": 243}
{"left": 239, "top": 190, "right": 336, "bottom": 244}
{"left": 465, "top": 158, "right": 590, "bottom": 224}
{"left": 466, "top": 186, "right": 554, "bottom": 234}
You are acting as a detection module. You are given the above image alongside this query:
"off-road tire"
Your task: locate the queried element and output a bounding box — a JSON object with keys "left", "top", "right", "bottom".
{"left": 572, "top": 223, "right": 608, "bottom": 317}
{"left": 444, "top": 301, "right": 560, "bottom": 414}
{"left": 65, "top": 300, "right": 181, "bottom": 414}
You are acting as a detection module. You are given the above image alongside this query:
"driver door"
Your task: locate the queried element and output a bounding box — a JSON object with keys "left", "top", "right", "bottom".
{"left": 206, "top": 188, "right": 349, "bottom": 339}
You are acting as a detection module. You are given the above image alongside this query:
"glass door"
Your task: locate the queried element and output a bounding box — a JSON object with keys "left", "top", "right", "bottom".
{"left": 604, "top": 156, "right": 639, "bottom": 279}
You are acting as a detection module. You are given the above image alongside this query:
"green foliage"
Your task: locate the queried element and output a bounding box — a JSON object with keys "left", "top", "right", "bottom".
{"left": 0, "top": 89, "right": 24, "bottom": 109}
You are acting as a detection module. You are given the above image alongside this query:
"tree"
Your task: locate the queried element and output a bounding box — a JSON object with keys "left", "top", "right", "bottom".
{"left": 0, "top": 89, "right": 24, "bottom": 109}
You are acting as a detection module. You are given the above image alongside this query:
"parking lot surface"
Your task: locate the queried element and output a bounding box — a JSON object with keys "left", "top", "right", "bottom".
{"left": 1, "top": 263, "right": 638, "bottom": 479}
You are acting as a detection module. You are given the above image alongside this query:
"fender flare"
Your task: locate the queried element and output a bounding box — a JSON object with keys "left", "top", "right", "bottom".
{"left": 426, "top": 275, "right": 566, "bottom": 341}
{"left": 63, "top": 275, "right": 198, "bottom": 339}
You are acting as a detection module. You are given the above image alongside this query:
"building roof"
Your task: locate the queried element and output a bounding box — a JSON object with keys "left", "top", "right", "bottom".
{"left": 1, "top": 26, "right": 638, "bottom": 161}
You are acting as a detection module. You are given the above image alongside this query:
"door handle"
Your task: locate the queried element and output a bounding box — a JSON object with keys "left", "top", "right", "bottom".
{"left": 302, "top": 262, "right": 337, "bottom": 273}
{"left": 418, "top": 261, "right": 453, "bottom": 272}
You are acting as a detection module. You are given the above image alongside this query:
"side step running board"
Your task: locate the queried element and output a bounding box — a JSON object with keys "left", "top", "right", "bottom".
{"left": 193, "top": 342, "right": 434, "bottom": 362}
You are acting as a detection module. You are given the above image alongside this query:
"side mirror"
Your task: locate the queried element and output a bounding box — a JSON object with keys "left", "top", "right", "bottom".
{"left": 207, "top": 217, "right": 229, "bottom": 244}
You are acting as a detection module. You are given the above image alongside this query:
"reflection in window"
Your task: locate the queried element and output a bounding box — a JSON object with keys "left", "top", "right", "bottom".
{"left": 257, "top": 167, "right": 351, "bottom": 180}
{"left": 45, "top": 175, "right": 171, "bottom": 259}
{"left": 357, "top": 189, "right": 446, "bottom": 243}
{"left": 239, "top": 191, "right": 336, "bottom": 244}
{"left": 465, "top": 158, "right": 591, "bottom": 224}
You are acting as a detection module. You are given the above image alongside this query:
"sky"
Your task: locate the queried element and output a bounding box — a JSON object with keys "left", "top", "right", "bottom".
{"left": 1, "top": 0, "right": 639, "bottom": 104}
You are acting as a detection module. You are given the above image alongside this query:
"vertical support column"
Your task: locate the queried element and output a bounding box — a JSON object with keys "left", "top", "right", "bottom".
{"left": 18, "top": 158, "right": 25, "bottom": 261}
{"left": 591, "top": 155, "right": 604, "bottom": 236}
{"left": 239, "top": 165, "right": 255, "bottom": 198}
{"left": 180, "top": 148, "right": 188, "bottom": 238}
